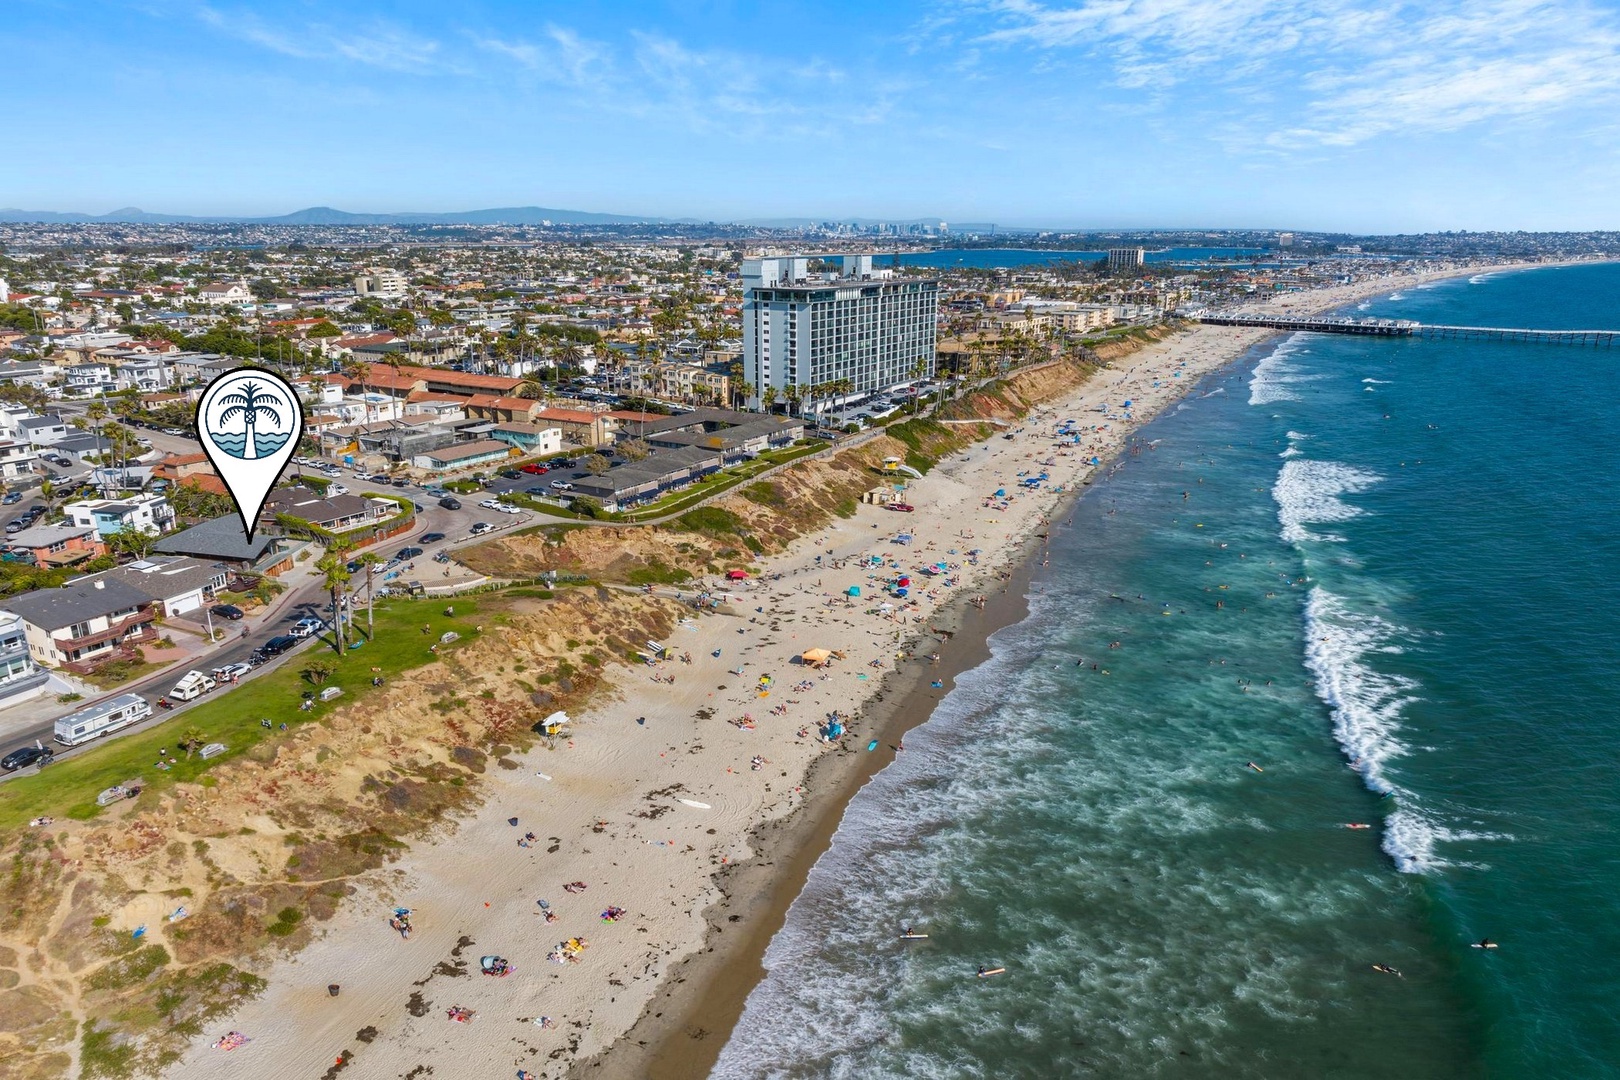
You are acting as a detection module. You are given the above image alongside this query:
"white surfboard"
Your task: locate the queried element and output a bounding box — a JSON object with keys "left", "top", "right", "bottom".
{"left": 678, "top": 799, "right": 712, "bottom": 809}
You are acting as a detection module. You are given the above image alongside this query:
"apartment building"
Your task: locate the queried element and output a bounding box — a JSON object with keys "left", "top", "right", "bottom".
{"left": 741, "top": 253, "right": 937, "bottom": 409}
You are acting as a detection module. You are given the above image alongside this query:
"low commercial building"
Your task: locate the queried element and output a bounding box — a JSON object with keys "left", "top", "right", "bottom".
{"left": 412, "top": 439, "right": 516, "bottom": 473}
{"left": 568, "top": 445, "right": 726, "bottom": 511}
{"left": 4, "top": 578, "right": 158, "bottom": 671}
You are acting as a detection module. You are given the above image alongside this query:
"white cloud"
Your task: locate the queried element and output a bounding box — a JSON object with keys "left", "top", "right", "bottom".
{"left": 197, "top": 5, "right": 446, "bottom": 73}
{"left": 972, "top": 0, "right": 1620, "bottom": 146}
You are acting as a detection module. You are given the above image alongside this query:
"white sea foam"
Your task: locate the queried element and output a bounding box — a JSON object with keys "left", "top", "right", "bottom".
{"left": 1279, "top": 446, "right": 1302, "bottom": 458}
{"left": 1285, "top": 430, "right": 1313, "bottom": 441}
{"left": 1388, "top": 291, "right": 1406, "bottom": 301}
{"left": 1361, "top": 378, "right": 1390, "bottom": 384}
{"left": 1248, "top": 338, "right": 1315, "bottom": 405}
{"left": 1272, "top": 460, "right": 1382, "bottom": 543}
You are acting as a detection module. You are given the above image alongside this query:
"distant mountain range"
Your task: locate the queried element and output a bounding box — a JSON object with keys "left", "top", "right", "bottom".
{"left": 0, "top": 205, "right": 681, "bottom": 226}
{"left": 0, "top": 205, "right": 1017, "bottom": 232}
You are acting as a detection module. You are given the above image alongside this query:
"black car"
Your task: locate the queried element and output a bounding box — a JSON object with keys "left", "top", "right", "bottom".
{"left": 438, "top": 496, "right": 461, "bottom": 510}
{"left": 392, "top": 478, "right": 412, "bottom": 488}
{"left": 1, "top": 745, "right": 53, "bottom": 771}
{"left": 395, "top": 546, "right": 424, "bottom": 560}
{"left": 258, "top": 634, "right": 299, "bottom": 657}
{"left": 525, "top": 485, "right": 548, "bottom": 496}
{"left": 419, "top": 532, "right": 445, "bottom": 543}
{"left": 346, "top": 558, "right": 365, "bottom": 573}
{"left": 497, "top": 468, "right": 522, "bottom": 479}
{"left": 210, "top": 603, "right": 244, "bottom": 620}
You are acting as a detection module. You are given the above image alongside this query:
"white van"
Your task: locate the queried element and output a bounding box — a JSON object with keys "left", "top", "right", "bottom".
{"left": 168, "top": 670, "right": 217, "bottom": 702}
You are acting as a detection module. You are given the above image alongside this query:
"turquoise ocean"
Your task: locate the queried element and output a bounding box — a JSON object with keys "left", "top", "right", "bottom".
{"left": 712, "top": 263, "right": 1620, "bottom": 1078}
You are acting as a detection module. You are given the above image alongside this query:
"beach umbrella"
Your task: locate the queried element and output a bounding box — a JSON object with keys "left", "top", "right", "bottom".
{"left": 847, "top": 586, "right": 861, "bottom": 597}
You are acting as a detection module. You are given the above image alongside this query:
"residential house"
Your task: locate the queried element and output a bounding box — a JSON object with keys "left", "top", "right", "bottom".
{"left": 412, "top": 439, "right": 516, "bottom": 473}
{"left": 488, "top": 422, "right": 563, "bottom": 456}
{"left": 4, "top": 577, "right": 158, "bottom": 671}
{"left": 152, "top": 515, "right": 289, "bottom": 573}
{"left": 533, "top": 407, "right": 609, "bottom": 447}
{"left": 63, "top": 363, "right": 116, "bottom": 395}
{"left": 0, "top": 611, "right": 49, "bottom": 703}
{"left": 0, "top": 441, "right": 38, "bottom": 485}
{"left": 17, "top": 414, "right": 69, "bottom": 446}
{"left": 77, "top": 556, "right": 230, "bottom": 617}
{"left": 262, "top": 488, "right": 394, "bottom": 534}
{"left": 197, "top": 282, "right": 253, "bottom": 307}
{"left": 463, "top": 394, "right": 541, "bottom": 423}
{"left": 114, "top": 356, "right": 175, "bottom": 392}
{"left": 64, "top": 493, "right": 174, "bottom": 537}
{"left": 0, "top": 363, "right": 57, "bottom": 390}
{"left": 4, "top": 523, "right": 108, "bottom": 568}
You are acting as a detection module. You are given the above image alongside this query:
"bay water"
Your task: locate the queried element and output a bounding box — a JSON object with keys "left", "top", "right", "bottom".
{"left": 713, "top": 263, "right": 1620, "bottom": 1078}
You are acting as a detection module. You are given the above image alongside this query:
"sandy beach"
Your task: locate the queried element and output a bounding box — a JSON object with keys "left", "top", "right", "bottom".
{"left": 160, "top": 261, "right": 1537, "bottom": 1080}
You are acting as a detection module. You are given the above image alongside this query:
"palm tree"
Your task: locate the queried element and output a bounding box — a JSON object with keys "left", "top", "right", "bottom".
{"left": 762, "top": 386, "right": 778, "bottom": 414}
{"left": 733, "top": 380, "right": 754, "bottom": 411}
{"left": 218, "top": 380, "right": 284, "bottom": 460}
{"left": 783, "top": 385, "right": 801, "bottom": 417}
{"left": 179, "top": 726, "right": 206, "bottom": 758}
{"left": 355, "top": 551, "right": 385, "bottom": 638}
{"left": 315, "top": 544, "right": 353, "bottom": 654}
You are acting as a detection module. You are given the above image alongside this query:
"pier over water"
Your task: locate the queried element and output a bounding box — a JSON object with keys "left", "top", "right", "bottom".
{"left": 1198, "top": 313, "right": 1620, "bottom": 347}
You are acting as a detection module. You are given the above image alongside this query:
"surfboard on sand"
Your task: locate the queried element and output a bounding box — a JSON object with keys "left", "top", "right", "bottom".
{"left": 678, "top": 799, "right": 712, "bottom": 809}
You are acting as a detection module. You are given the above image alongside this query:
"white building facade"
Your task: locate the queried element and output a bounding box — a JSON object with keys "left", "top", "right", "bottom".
{"left": 741, "top": 254, "right": 937, "bottom": 411}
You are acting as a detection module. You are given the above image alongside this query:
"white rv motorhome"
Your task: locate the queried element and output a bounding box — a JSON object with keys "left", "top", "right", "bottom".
{"left": 53, "top": 694, "right": 154, "bottom": 747}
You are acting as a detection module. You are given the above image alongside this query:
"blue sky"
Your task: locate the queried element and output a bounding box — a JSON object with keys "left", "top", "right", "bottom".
{"left": 7, "top": 0, "right": 1620, "bottom": 231}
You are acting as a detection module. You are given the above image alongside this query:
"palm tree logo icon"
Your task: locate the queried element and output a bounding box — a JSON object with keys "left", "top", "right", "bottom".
{"left": 206, "top": 378, "right": 291, "bottom": 459}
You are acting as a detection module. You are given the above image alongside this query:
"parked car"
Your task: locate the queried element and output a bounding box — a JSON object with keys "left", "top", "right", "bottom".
{"left": 326, "top": 483, "right": 349, "bottom": 496}
{"left": 392, "top": 478, "right": 412, "bottom": 488}
{"left": 1, "top": 744, "right": 52, "bottom": 771}
{"left": 289, "top": 617, "right": 325, "bottom": 639}
{"left": 423, "top": 487, "right": 448, "bottom": 497}
{"left": 419, "top": 532, "right": 445, "bottom": 543}
{"left": 211, "top": 662, "right": 252, "bottom": 682}
{"left": 438, "top": 497, "right": 462, "bottom": 510}
{"left": 525, "top": 486, "right": 549, "bottom": 496}
{"left": 497, "top": 468, "right": 522, "bottom": 479}
{"left": 494, "top": 503, "right": 520, "bottom": 515}
{"left": 396, "top": 546, "right": 424, "bottom": 559}
{"left": 521, "top": 463, "right": 547, "bottom": 475}
{"left": 256, "top": 634, "right": 299, "bottom": 658}
{"left": 888, "top": 503, "right": 916, "bottom": 513}
{"left": 479, "top": 499, "right": 501, "bottom": 510}
{"left": 0, "top": 492, "right": 22, "bottom": 504}
{"left": 3, "top": 520, "right": 24, "bottom": 535}
{"left": 550, "top": 481, "right": 573, "bottom": 491}
{"left": 210, "top": 603, "right": 245, "bottom": 620}
{"left": 469, "top": 522, "right": 495, "bottom": 535}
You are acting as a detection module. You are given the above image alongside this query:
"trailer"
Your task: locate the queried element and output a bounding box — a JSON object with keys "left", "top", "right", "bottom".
{"left": 53, "top": 694, "right": 154, "bottom": 747}
{"left": 167, "top": 670, "right": 217, "bottom": 702}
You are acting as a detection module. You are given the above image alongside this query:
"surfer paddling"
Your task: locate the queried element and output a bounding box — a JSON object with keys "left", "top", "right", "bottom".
{"left": 976, "top": 966, "right": 1006, "bottom": 978}
{"left": 1245, "top": 761, "right": 1264, "bottom": 773}
{"left": 1371, "top": 964, "right": 1403, "bottom": 977}
{"left": 1471, "top": 938, "right": 1498, "bottom": 950}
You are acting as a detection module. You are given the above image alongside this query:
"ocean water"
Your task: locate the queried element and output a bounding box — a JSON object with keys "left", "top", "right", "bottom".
{"left": 713, "top": 263, "right": 1620, "bottom": 1078}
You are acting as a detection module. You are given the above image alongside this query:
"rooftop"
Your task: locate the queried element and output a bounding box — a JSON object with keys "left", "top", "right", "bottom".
{"left": 2, "top": 577, "right": 152, "bottom": 631}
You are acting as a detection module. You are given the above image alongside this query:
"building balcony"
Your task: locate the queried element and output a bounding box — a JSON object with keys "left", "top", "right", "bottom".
{"left": 53, "top": 611, "right": 157, "bottom": 652}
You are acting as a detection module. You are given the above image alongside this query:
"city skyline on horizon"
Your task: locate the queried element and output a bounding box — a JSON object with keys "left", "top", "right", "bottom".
{"left": 8, "top": 0, "right": 1620, "bottom": 234}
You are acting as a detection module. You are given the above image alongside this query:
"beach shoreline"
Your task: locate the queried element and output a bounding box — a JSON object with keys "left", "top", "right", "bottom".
{"left": 156, "top": 258, "right": 1560, "bottom": 1080}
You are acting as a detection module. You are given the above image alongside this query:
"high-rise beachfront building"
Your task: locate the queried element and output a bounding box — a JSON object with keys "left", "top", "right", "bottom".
{"left": 740, "top": 253, "right": 937, "bottom": 412}
{"left": 1107, "top": 248, "right": 1145, "bottom": 270}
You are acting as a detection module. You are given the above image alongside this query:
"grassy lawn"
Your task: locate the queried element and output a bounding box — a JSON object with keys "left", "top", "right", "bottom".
{"left": 0, "top": 598, "right": 487, "bottom": 833}
{"left": 79, "top": 656, "right": 165, "bottom": 691}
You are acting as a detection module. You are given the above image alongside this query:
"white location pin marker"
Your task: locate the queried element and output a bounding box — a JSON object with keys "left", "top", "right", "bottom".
{"left": 195, "top": 368, "right": 304, "bottom": 539}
